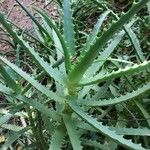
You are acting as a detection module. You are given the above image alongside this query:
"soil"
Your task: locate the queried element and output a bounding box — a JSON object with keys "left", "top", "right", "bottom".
{"left": 0, "top": 0, "right": 59, "bottom": 51}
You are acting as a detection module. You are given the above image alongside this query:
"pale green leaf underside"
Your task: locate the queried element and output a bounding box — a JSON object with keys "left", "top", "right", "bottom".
{"left": 1, "top": 124, "right": 24, "bottom": 132}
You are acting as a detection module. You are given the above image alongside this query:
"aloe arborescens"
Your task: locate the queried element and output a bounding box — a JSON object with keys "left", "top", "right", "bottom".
{"left": 0, "top": 0, "right": 150, "bottom": 149}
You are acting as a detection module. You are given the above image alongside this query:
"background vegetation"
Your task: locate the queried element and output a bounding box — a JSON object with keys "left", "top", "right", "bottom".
{"left": 0, "top": 0, "right": 150, "bottom": 149}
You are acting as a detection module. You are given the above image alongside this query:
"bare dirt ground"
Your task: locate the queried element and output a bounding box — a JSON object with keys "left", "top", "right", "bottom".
{"left": 0, "top": 0, "right": 59, "bottom": 51}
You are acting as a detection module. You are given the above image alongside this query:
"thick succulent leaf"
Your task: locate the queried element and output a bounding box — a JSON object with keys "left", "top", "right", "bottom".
{"left": 80, "top": 82, "right": 150, "bottom": 106}
{"left": 79, "top": 61, "right": 150, "bottom": 86}
{"left": 124, "top": 25, "right": 145, "bottom": 62}
{"left": 0, "top": 64, "right": 21, "bottom": 93}
{"left": 50, "top": 127, "right": 66, "bottom": 150}
{"left": 0, "top": 13, "right": 65, "bottom": 86}
{"left": 33, "top": 7, "right": 71, "bottom": 71}
{"left": 69, "top": 101, "right": 146, "bottom": 150}
{"left": 1, "top": 128, "right": 28, "bottom": 150}
{"left": 82, "top": 139, "right": 110, "bottom": 150}
{"left": 19, "top": 36, "right": 66, "bottom": 86}
{"left": 78, "top": 23, "right": 133, "bottom": 99}
{"left": 0, "top": 84, "right": 60, "bottom": 121}
{"left": 0, "top": 56, "right": 65, "bottom": 103}
{"left": 15, "top": 44, "right": 20, "bottom": 66}
{"left": 22, "top": 58, "right": 64, "bottom": 95}
{"left": 63, "top": 114, "right": 83, "bottom": 150}
{"left": 83, "top": 10, "right": 110, "bottom": 52}
{"left": 84, "top": 21, "right": 134, "bottom": 78}
{"left": 110, "top": 9, "right": 145, "bottom": 62}
{"left": 68, "top": 0, "right": 150, "bottom": 84}
{"left": 76, "top": 121, "right": 150, "bottom": 136}
{"left": 63, "top": 0, "right": 75, "bottom": 55}
{"left": 110, "top": 127, "right": 150, "bottom": 136}
{"left": 52, "top": 29, "right": 64, "bottom": 58}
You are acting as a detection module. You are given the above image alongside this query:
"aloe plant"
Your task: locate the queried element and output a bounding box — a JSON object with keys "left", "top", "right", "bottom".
{"left": 0, "top": 0, "right": 150, "bottom": 149}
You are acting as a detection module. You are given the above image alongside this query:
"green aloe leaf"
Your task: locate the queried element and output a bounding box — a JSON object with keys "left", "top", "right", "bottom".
{"left": 0, "top": 64, "right": 21, "bottom": 93}
{"left": 107, "top": 8, "right": 145, "bottom": 62}
{"left": 63, "top": 114, "right": 83, "bottom": 150}
{"left": 69, "top": 101, "right": 146, "bottom": 150}
{"left": 33, "top": 7, "right": 71, "bottom": 72}
{"left": 77, "top": 120, "right": 150, "bottom": 136}
{"left": 15, "top": 0, "right": 52, "bottom": 41}
{"left": 79, "top": 61, "right": 150, "bottom": 86}
{"left": 80, "top": 82, "right": 150, "bottom": 106}
{"left": 50, "top": 127, "right": 66, "bottom": 150}
{"left": 124, "top": 25, "right": 145, "bottom": 62}
{"left": 1, "top": 124, "right": 24, "bottom": 132}
{"left": 110, "top": 127, "right": 150, "bottom": 136}
{"left": 0, "top": 84, "right": 60, "bottom": 121}
{"left": 0, "top": 13, "right": 66, "bottom": 86}
{"left": 83, "top": 10, "right": 110, "bottom": 52}
{"left": 63, "top": 0, "right": 75, "bottom": 56}
{"left": 68, "top": 0, "right": 150, "bottom": 84}
{"left": 84, "top": 21, "right": 134, "bottom": 78}
{"left": 0, "top": 56, "right": 65, "bottom": 103}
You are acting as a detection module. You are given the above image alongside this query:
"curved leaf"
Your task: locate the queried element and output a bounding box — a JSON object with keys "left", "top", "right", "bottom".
{"left": 0, "top": 84, "right": 60, "bottom": 121}
{"left": 0, "top": 13, "right": 65, "bottom": 86}
{"left": 0, "top": 64, "right": 21, "bottom": 93}
{"left": 33, "top": 7, "right": 71, "bottom": 72}
{"left": 83, "top": 10, "right": 110, "bottom": 52}
{"left": 79, "top": 61, "right": 150, "bottom": 86}
{"left": 69, "top": 101, "right": 146, "bottom": 150}
{"left": 80, "top": 82, "right": 150, "bottom": 106}
{"left": 63, "top": 0, "right": 75, "bottom": 55}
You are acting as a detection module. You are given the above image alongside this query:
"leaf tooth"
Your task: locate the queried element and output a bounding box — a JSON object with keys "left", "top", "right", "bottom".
{"left": 133, "top": 1, "right": 138, "bottom": 5}
{"left": 103, "top": 27, "right": 108, "bottom": 32}
{"left": 121, "top": 12, "right": 126, "bottom": 16}
{"left": 124, "top": 65, "right": 130, "bottom": 71}
{"left": 143, "top": 60, "right": 148, "bottom": 65}
{"left": 70, "top": 65, "right": 75, "bottom": 71}
{"left": 111, "top": 20, "right": 117, "bottom": 24}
